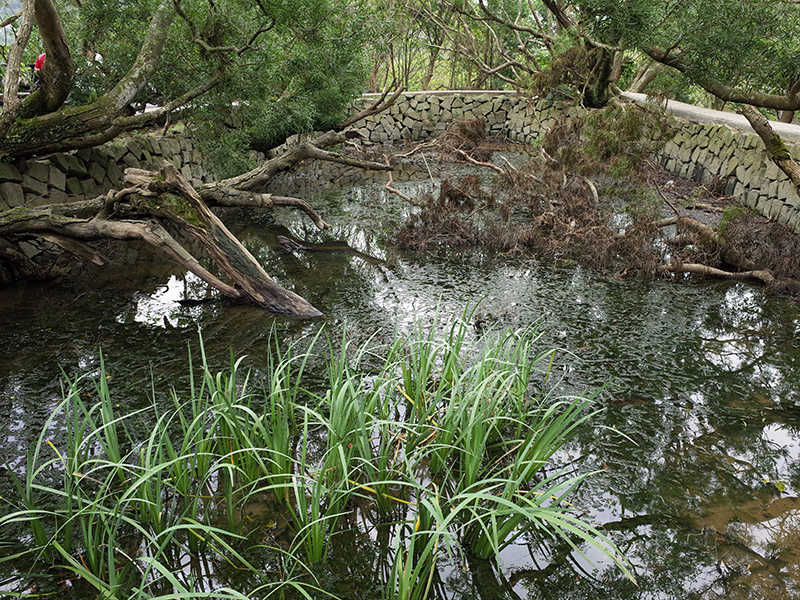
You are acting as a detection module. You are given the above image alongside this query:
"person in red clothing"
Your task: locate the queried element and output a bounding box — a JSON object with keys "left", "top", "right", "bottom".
{"left": 33, "top": 53, "right": 45, "bottom": 90}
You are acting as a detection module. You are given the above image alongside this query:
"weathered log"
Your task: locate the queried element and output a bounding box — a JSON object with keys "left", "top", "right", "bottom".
{"left": 209, "top": 129, "right": 392, "bottom": 191}
{"left": 670, "top": 262, "right": 775, "bottom": 285}
{"left": 199, "top": 186, "right": 332, "bottom": 230}
{"left": 0, "top": 166, "right": 323, "bottom": 316}
{"left": 135, "top": 165, "right": 323, "bottom": 316}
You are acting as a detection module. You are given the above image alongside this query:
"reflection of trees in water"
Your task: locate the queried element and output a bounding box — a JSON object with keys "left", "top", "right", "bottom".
{"left": 1, "top": 179, "right": 800, "bottom": 598}
{"left": 531, "top": 272, "right": 800, "bottom": 599}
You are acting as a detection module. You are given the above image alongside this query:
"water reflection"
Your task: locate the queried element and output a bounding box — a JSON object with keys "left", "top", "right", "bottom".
{"left": 0, "top": 166, "right": 799, "bottom": 599}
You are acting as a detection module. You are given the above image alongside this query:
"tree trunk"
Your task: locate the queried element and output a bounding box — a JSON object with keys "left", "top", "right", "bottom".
{"left": 134, "top": 166, "right": 324, "bottom": 316}
{"left": 19, "top": 0, "right": 73, "bottom": 118}
{"left": 0, "top": 166, "right": 325, "bottom": 316}
{"left": 740, "top": 104, "right": 800, "bottom": 198}
{"left": 1, "top": 0, "right": 176, "bottom": 159}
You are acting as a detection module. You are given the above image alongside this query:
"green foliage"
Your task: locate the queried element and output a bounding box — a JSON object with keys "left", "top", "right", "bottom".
{"left": 582, "top": 104, "right": 674, "bottom": 176}
{"left": 0, "top": 320, "right": 631, "bottom": 598}
{"left": 576, "top": 0, "right": 800, "bottom": 104}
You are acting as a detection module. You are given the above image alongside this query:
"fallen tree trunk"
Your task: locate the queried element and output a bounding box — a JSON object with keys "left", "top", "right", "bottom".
{"left": 0, "top": 165, "right": 324, "bottom": 316}
{"left": 740, "top": 104, "right": 800, "bottom": 197}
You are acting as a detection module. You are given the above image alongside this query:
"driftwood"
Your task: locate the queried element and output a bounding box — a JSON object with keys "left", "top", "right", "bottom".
{"left": 669, "top": 262, "right": 775, "bottom": 284}
{"left": 0, "top": 120, "right": 403, "bottom": 314}
{"left": 0, "top": 165, "right": 324, "bottom": 315}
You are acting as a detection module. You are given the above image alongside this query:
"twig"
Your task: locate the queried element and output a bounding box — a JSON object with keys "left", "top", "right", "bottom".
{"left": 651, "top": 176, "right": 682, "bottom": 217}
{"left": 582, "top": 177, "right": 599, "bottom": 206}
{"left": 455, "top": 149, "right": 505, "bottom": 174}
{"left": 383, "top": 155, "right": 421, "bottom": 206}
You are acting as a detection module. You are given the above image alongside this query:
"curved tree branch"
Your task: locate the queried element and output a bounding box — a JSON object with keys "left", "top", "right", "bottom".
{"left": 645, "top": 46, "right": 800, "bottom": 111}
{"left": 19, "top": 0, "right": 73, "bottom": 117}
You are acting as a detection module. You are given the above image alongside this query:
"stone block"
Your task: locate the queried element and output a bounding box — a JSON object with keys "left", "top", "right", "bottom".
{"left": 767, "top": 180, "right": 779, "bottom": 198}
{"left": 90, "top": 149, "right": 110, "bottom": 167}
{"left": 787, "top": 211, "right": 800, "bottom": 234}
{"left": 767, "top": 199, "right": 782, "bottom": 219}
{"left": 66, "top": 177, "right": 84, "bottom": 195}
{"left": 122, "top": 153, "right": 141, "bottom": 168}
{"left": 48, "top": 153, "right": 71, "bottom": 173}
{"left": 0, "top": 162, "right": 23, "bottom": 183}
{"left": 735, "top": 165, "right": 752, "bottom": 187}
{"left": 21, "top": 175, "right": 48, "bottom": 196}
{"left": 778, "top": 181, "right": 795, "bottom": 200}
{"left": 106, "top": 161, "right": 122, "bottom": 185}
{"left": 65, "top": 154, "right": 88, "bottom": 176}
{"left": 26, "top": 162, "right": 50, "bottom": 183}
{"left": 89, "top": 161, "right": 106, "bottom": 184}
{"left": 777, "top": 204, "right": 793, "bottom": 226}
{"left": 81, "top": 178, "right": 100, "bottom": 198}
{"left": 47, "top": 189, "right": 68, "bottom": 204}
{"left": 48, "top": 166, "right": 67, "bottom": 191}
{"left": 764, "top": 160, "right": 781, "bottom": 181}
{"left": 76, "top": 148, "right": 92, "bottom": 162}
{"left": 166, "top": 138, "right": 182, "bottom": 155}
{"left": 108, "top": 145, "right": 128, "bottom": 161}
{"left": 18, "top": 241, "right": 40, "bottom": 260}
{"left": 743, "top": 189, "right": 759, "bottom": 209}
{"left": 126, "top": 140, "right": 145, "bottom": 160}
{"left": 0, "top": 182, "right": 24, "bottom": 207}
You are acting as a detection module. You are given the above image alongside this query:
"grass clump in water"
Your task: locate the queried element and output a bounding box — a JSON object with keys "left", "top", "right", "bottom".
{"left": 0, "top": 321, "right": 634, "bottom": 599}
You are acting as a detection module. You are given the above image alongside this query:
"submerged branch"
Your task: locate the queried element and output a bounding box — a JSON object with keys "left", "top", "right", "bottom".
{"left": 670, "top": 262, "right": 775, "bottom": 284}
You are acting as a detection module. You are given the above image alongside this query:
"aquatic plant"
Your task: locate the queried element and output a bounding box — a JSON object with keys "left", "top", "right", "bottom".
{"left": 0, "top": 320, "right": 632, "bottom": 599}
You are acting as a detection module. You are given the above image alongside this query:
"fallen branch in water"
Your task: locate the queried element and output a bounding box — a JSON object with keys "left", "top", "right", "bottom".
{"left": 456, "top": 149, "right": 505, "bottom": 174}
{"left": 669, "top": 262, "right": 775, "bottom": 284}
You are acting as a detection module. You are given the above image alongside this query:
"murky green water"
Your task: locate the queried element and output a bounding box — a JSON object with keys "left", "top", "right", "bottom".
{"left": 1, "top": 163, "right": 799, "bottom": 599}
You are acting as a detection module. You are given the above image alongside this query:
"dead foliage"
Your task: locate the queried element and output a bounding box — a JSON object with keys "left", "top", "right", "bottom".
{"left": 396, "top": 150, "right": 665, "bottom": 278}
{"left": 431, "top": 117, "right": 493, "bottom": 162}
{"left": 395, "top": 177, "right": 485, "bottom": 250}
{"left": 395, "top": 106, "right": 800, "bottom": 299}
{"left": 720, "top": 212, "right": 800, "bottom": 298}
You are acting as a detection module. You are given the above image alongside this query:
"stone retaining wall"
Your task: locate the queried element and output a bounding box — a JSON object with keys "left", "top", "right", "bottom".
{"left": 0, "top": 128, "right": 212, "bottom": 212}
{"left": 349, "top": 91, "right": 800, "bottom": 234}
{"left": 655, "top": 122, "right": 800, "bottom": 232}
{"left": 3, "top": 91, "right": 799, "bottom": 235}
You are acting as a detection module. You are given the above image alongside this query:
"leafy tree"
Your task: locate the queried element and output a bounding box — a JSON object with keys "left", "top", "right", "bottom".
{"left": 573, "top": 0, "right": 800, "bottom": 117}
{"left": 0, "top": 0, "right": 374, "bottom": 159}
{"left": 0, "top": 0, "right": 394, "bottom": 315}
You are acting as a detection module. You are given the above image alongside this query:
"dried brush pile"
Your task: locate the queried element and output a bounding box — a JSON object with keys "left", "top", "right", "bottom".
{"left": 394, "top": 106, "right": 800, "bottom": 298}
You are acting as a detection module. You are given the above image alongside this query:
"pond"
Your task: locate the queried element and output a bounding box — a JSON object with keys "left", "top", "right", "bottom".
{"left": 1, "top": 159, "right": 799, "bottom": 599}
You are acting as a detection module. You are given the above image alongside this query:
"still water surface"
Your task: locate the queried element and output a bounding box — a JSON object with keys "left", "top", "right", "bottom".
{"left": 1, "top": 167, "right": 799, "bottom": 599}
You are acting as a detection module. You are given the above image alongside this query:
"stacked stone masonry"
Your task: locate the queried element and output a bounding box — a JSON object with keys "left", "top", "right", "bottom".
{"left": 349, "top": 91, "right": 800, "bottom": 234}
{"left": 0, "top": 131, "right": 212, "bottom": 213}
{"left": 2, "top": 91, "right": 799, "bottom": 236}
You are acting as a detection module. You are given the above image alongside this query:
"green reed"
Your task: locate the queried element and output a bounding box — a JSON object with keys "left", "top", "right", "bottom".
{"left": 1, "top": 319, "right": 634, "bottom": 599}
